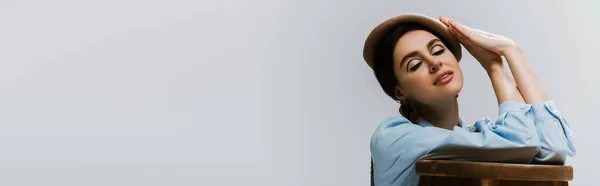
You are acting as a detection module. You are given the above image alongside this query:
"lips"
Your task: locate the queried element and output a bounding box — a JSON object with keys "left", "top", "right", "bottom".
{"left": 433, "top": 70, "right": 454, "bottom": 85}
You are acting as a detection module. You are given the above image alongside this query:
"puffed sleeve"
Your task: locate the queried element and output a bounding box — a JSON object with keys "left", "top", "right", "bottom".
{"left": 370, "top": 102, "right": 542, "bottom": 186}
{"left": 529, "top": 101, "right": 576, "bottom": 164}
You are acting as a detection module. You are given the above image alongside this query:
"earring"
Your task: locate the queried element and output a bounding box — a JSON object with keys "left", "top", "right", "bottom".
{"left": 399, "top": 101, "right": 419, "bottom": 122}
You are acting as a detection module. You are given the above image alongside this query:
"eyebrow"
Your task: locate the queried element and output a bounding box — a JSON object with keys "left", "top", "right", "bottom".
{"left": 399, "top": 38, "right": 442, "bottom": 70}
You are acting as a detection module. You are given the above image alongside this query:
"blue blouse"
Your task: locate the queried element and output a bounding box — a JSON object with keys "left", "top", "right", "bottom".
{"left": 370, "top": 101, "right": 576, "bottom": 186}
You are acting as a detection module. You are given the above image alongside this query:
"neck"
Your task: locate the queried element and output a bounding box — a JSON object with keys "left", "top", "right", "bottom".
{"left": 415, "top": 98, "right": 459, "bottom": 130}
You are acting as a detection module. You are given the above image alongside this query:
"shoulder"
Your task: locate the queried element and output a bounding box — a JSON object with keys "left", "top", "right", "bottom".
{"left": 370, "top": 115, "right": 420, "bottom": 152}
{"left": 369, "top": 116, "right": 421, "bottom": 186}
{"left": 371, "top": 115, "right": 415, "bottom": 137}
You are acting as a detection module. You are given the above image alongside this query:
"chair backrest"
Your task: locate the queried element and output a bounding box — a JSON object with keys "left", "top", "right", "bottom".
{"left": 415, "top": 160, "right": 573, "bottom": 186}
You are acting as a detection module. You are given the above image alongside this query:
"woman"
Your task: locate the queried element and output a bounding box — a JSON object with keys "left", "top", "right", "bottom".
{"left": 363, "top": 13, "right": 576, "bottom": 186}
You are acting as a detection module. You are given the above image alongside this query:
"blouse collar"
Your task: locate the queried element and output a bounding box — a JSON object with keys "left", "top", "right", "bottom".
{"left": 416, "top": 117, "right": 465, "bottom": 130}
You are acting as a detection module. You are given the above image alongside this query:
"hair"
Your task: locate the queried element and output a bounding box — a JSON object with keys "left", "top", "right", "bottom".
{"left": 370, "top": 23, "right": 446, "bottom": 186}
{"left": 372, "top": 22, "right": 443, "bottom": 123}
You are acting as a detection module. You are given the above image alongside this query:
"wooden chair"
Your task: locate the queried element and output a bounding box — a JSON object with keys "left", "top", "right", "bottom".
{"left": 416, "top": 160, "right": 573, "bottom": 186}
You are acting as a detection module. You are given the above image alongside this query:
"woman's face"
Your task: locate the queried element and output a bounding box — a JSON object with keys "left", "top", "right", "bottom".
{"left": 392, "top": 29, "right": 463, "bottom": 105}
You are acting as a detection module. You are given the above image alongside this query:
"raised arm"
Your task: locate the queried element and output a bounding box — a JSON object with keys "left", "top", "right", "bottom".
{"left": 486, "top": 64, "right": 526, "bottom": 104}
{"left": 442, "top": 17, "right": 547, "bottom": 104}
{"left": 440, "top": 17, "right": 576, "bottom": 164}
{"left": 503, "top": 48, "right": 550, "bottom": 103}
{"left": 439, "top": 16, "right": 525, "bottom": 105}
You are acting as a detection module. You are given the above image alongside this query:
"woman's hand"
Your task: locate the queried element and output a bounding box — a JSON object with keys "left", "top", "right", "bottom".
{"left": 439, "top": 16, "right": 520, "bottom": 56}
{"left": 439, "top": 16, "right": 550, "bottom": 104}
{"left": 438, "top": 16, "right": 502, "bottom": 72}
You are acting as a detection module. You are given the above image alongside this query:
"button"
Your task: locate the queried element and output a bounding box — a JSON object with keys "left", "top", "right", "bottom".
{"left": 466, "top": 125, "right": 476, "bottom": 132}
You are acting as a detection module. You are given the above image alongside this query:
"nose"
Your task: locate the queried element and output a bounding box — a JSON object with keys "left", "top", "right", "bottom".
{"left": 429, "top": 60, "right": 443, "bottom": 73}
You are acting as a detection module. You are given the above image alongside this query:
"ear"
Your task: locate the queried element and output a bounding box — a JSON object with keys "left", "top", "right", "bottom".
{"left": 394, "top": 86, "right": 407, "bottom": 101}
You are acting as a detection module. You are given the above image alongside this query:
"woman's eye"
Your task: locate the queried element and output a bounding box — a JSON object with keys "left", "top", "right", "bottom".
{"left": 432, "top": 45, "right": 445, "bottom": 56}
{"left": 409, "top": 61, "right": 422, "bottom": 72}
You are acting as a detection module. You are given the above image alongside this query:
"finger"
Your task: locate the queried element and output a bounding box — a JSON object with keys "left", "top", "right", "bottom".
{"left": 468, "top": 28, "right": 498, "bottom": 40}
{"left": 449, "top": 26, "right": 471, "bottom": 47}
{"left": 438, "top": 16, "right": 451, "bottom": 27}
{"left": 449, "top": 20, "right": 489, "bottom": 46}
{"left": 449, "top": 20, "right": 479, "bottom": 40}
{"left": 447, "top": 20, "right": 470, "bottom": 41}
{"left": 453, "top": 23, "right": 498, "bottom": 43}
{"left": 452, "top": 23, "right": 507, "bottom": 48}
{"left": 450, "top": 28, "right": 484, "bottom": 58}
{"left": 450, "top": 26, "right": 480, "bottom": 53}
{"left": 448, "top": 23, "right": 493, "bottom": 52}
{"left": 468, "top": 27, "right": 514, "bottom": 46}
{"left": 448, "top": 25, "right": 464, "bottom": 42}
{"left": 448, "top": 20, "right": 472, "bottom": 37}
{"left": 450, "top": 24, "right": 473, "bottom": 44}
{"left": 448, "top": 25, "right": 462, "bottom": 41}
{"left": 472, "top": 28, "right": 501, "bottom": 38}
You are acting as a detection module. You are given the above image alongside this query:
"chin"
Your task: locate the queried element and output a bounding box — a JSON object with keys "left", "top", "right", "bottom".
{"left": 436, "top": 79, "right": 463, "bottom": 99}
{"left": 447, "top": 81, "right": 463, "bottom": 95}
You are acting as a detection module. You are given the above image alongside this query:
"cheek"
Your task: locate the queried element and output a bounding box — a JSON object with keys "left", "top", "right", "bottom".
{"left": 443, "top": 49, "right": 458, "bottom": 61}
{"left": 443, "top": 56, "right": 462, "bottom": 78}
{"left": 451, "top": 63, "right": 464, "bottom": 80}
{"left": 449, "top": 68, "right": 465, "bottom": 91}
{"left": 399, "top": 72, "right": 432, "bottom": 93}
{"left": 444, "top": 55, "right": 460, "bottom": 66}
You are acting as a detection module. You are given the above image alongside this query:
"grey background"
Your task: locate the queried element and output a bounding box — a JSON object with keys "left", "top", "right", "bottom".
{"left": 0, "top": 0, "right": 597, "bottom": 185}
